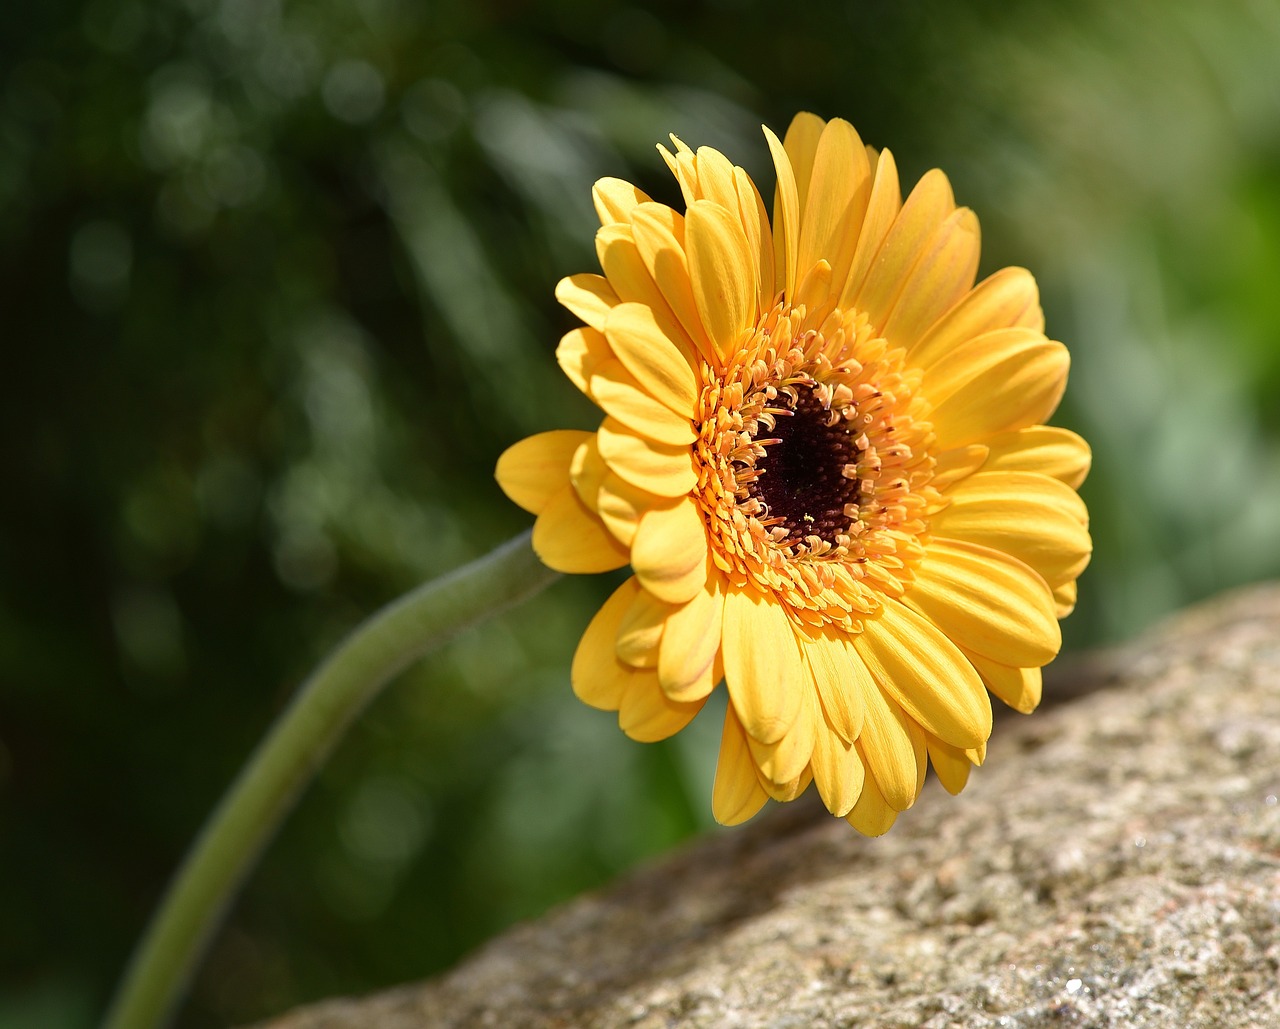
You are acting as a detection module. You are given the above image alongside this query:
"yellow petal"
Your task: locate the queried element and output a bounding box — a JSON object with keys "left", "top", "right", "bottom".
{"left": 764, "top": 123, "right": 801, "bottom": 299}
{"left": 569, "top": 436, "right": 608, "bottom": 512}
{"left": 658, "top": 572, "right": 724, "bottom": 702}
{"left": 811, "top": 713, "right": 866, "bottom": 817}
{"left": 555, "top": 273, "right": 618, "bottom": 331}
{"left": 906, "top": 266, "right": 1044, "bottom": 370}
{"left": 712, "top": 704, "right": 771, "bottom": 826}
{"left": 964, "top": 645, "right": 1043, "bottom": 714}
{"left": 759, "top": 765, "right": 812, "bottom": 803}
{"left": 596, "top": 225, "right": 700, "bottom": 366}
{"left": 631, "top": 497, "right": 709, "bottom": 604}
{"left": 781, "top": 112, "right": 826, "bottom": 216}
{"left": 629, "top": 202, "right": 716, "bottom": 364}
{"left": 926, "top": 331, "right": 1071, "bottom": 450}
{"left": 686, "top": 199, "right": 756, "bottom": 361}
{"left": 720, "top": 586, "right": 804, "bottom": 744}
{"left": 691, "top": 145, "right": 739, "bottom": 209}
{"left": 1054, "top": 579, "right": 1078, "bottom": 618}
{"left": 931, "top": 444, "right": 989, "bottom": 491}
{"left": 797, "top": 118, "right": 871, "bottom": 294}
{"left": 854, "top": 168, "right": 956, "bottom": 334}
{"left": 839, "top": 147, "right": 903, "bottom": 309}
{"left": 571, "top": 577, "right": 642, "bottom": 710}
{"left": 733, "top": 166, "right": 775, "bottom": 313}
{"left": 748, "top": 679, "right": 817, "bottom": 785}
{"left": 532, "top": 485, "right": 630, "bottom": 573}
{"left": 590, "top": 358, "right": 698, "bottom": 446}
{"left": 982, "top": 426, "right": 1092, "bottom": 489}
{"left": 495, "top": 430, "right": 591, "bottom": 515}
{"left": 925, "top": 736, "right": 972, "bottom": 796}
{"left": 556, "top": 327, "right": 612, "bottom": 398}
{"left": 657, "top": 139, "right": 698, "bottom": 208}
{"left": 616, "top": 586, "right": 668, "bottom": 668}
{"left": 881, "top": 207, "right": 981, "bottom": 351}
{"left": 596, "top": 418, "right": 698, "bottom": 497}
{"left": 855, "top": 601, "right": 993, "bottom": 750}
{"left": 845, "top": 769, "right": 898, "bottom": 837}
{"left": 931, "top": 470, "right": 1092, "bottom": 588}
{"left": 595, "top": 471, "right": 663, "bottom": 547}
{"left": 801, "top": 625, "right": 866, "bottom": 743}
{"left": 854, "top": 677, "right": 920, "bottom": 812}
{"left": 618, "top": 672, "right": 704, "bottom": 742}
{"left": 603, "top": 302, "right": 699, "bottom": 417}
{"left": 906, "top": 538, "right": 1061, "bottom": 667}
{"left": 593, "top": 177, "right": 651, "bottom": 226}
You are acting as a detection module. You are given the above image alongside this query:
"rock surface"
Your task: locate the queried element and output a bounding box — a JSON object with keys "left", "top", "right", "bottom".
{"left": 257, "top": 586, "right": 1280, "bottom": 1029}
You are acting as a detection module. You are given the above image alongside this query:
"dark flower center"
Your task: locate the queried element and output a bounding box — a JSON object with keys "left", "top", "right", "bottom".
{"left": 751, "top": 386, "right": 860, "bottom": 546}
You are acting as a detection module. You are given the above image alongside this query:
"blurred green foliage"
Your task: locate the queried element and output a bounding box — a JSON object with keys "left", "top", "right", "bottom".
{"left": 2, "top": 0, "right": 1278, "bottom": 1025}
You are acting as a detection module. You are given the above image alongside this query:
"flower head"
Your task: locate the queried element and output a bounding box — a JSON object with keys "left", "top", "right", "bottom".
{"left": 496, "top": 113, "right": 1091, "bottom": 834}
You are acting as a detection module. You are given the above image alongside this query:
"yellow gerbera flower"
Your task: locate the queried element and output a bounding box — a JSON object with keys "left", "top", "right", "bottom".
{"left": 495, "top": 113, "right": 1091, "bottom": 835}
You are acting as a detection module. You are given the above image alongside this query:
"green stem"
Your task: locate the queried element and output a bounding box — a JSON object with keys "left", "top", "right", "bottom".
{"left": 102, "top": 531, "right": 558, "bottom": 1029}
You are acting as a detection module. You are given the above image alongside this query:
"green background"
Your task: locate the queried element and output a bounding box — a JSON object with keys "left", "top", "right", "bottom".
{"left": 4, "top": 0, "right": 1279, "bottom": 1025}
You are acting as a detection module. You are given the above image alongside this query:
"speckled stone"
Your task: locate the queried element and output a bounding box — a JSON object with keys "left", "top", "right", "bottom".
{"left": 255, "top": 585, "right": 1280, "bottom": 1029}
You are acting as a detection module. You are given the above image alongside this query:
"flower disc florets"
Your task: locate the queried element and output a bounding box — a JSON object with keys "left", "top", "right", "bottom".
{"left": 695, "top": 301, "right": 939, "bottom": 633}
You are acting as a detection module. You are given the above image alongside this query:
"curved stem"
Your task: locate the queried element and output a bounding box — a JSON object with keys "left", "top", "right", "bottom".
{"left": 102, "top": 531, "right": 558, "bottom": 1029}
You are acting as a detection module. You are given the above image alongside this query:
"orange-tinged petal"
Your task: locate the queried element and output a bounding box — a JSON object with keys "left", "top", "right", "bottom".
{"left": 555, "top": 273, "right": 618, "bottom": 331}
{"left": 593, "top": 176, "right": 651, "bottom": 226}
{"left": 764, "top": 123, "right": 801, "bottom": 298}
{"left": 926, "top": 736, "right": 972, "bottom": 795}
{"left": 982, "top": 426, "right": 1091, "bottom": 489}
{"left": 590, "top": 358, "right": 697, "bottom": 446}
{"left": 603, "top": 302, "right": 699, "bottom": 417}
{"left": 721, "top": 586, "right": 804, "bottom": 744}
{"left": 801, "top": 625, "right": 866, "bottom": 743}
{"left": 571, "top": 577, "right": 642, "bottom": 710}
{"left": 713, "top": 704, "right": 771, "bottom": 825}
{"left": 854, "top": 678, "right": 920, "bottom": 812}
{"left": 686, "top": 199, "right": 756, "bottom": 361}
{"left": 495, "top": 430, "right": 592, "bottom": 515}
{"left": 855, "top": 601, "right": 993, "bottom": 750}
{"left": 748, "top": 675, "right": 817, "bottom": 785}
{"left": 854, "top": 168, "right": 956, "bottom": 334}
{"left": 618, "top": 672, "right": 704, "bottom": 742}
{"left": 931, "top": 470, "right": 1091, "bottom": 587}
{"left": 845, "top": 768, "right": 897, "bottom": 837}
{"left": 963, "top": 645, "right": 1043, "bottom": 713}
{"left": 881, "top": 207, "right": 981, "bottom": 351}
{"left": 811, "top": 712, "right": 866, "bottom": 817}
{"left": 631, "top": 497, "right": 709, "bottom": 604}
{"left": 906, "top": 266, "right": 1044, "bottom": 369}
{"left": 907, "top": 538, "right": 1061, "bottom": 667}
{"left": 532, "top": 486, "right": 629, "bottom": 574}
{"left": 658, "top": 572, "right": 724, "bottom": 702}
{"left": 556, "top": 327, "right": 612, "bottom": 398}
{"left": 839, "top": 147, "right": 902, "bottom": 308}
{"left": 596, "top": 418, "right": 698, "bottom": 497}
{"left": 926, "top": 332, "right": 1070, "bottom": 449}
